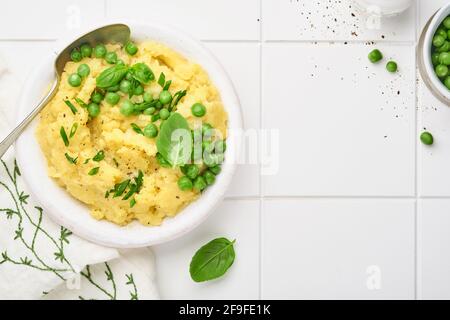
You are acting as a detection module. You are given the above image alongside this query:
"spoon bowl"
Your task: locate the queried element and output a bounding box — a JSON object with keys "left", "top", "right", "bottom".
{"left": 0, "top": 24, "right": 131, "bottom": 158}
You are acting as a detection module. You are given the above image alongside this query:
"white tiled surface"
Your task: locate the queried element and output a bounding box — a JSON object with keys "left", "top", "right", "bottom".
{"left": 4, "top": 0, "right": 450, "bottom": 300}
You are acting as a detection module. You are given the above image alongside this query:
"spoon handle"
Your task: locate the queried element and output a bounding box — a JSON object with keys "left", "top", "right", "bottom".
{"left": 0, "top": 79, "right": 58, "bottom": 159}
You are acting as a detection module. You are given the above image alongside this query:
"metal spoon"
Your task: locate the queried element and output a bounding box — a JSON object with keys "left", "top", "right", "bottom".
{"left": 0, "top": 23, "right": 130, "bottom": 158}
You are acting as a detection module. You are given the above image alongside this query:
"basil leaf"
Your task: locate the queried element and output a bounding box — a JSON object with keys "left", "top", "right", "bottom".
{"left": 130, "top": 63, "right": 154, "bottom": 84}
{"left": 156, "top": 113, "right": 192, "bottom": 167}
{"left": 96, "top": 65, "right": 129, "bottom": 88}
{"left": 189, "top": 238, "right": 236, "bottom": 282}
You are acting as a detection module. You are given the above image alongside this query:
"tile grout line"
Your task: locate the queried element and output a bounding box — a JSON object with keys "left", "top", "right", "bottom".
{"left": 414, "top": 0, "right": 420, "bottom": 301}
{"left": 258, "top": 0, "right": 263, "bottom": 301}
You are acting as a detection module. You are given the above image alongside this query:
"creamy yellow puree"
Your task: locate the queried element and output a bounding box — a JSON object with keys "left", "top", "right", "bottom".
{"left": 36, "top": 41, "right": 227, "bottom": 226}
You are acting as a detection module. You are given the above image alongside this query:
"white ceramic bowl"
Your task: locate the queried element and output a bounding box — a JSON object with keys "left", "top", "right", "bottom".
{"left": 15, "top": 21, "right": 242, "bottom": 248}
{"left": 419, "top": 3, "right": 450, "bottom": 105}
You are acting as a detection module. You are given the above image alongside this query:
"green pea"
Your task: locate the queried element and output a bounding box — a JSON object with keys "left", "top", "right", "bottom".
{"left": 432, "top": 52, "right": 441, "bottom": 66}
{"left": 209, "top": 165, "right": 221, "bottom": 175}
{"left": 437, "top": 28, "right": 448, "bottom": 39}
{"left": 159, "top": 90, "right": 172, "bottom": 105}
{"left": 80, "top": 44, "right": 92, "bottom": 58}
{"left": 214, "top": 140, "right": 226, "bottom": 153}
{"left": 143, "top": 107, "right": 156, "bottom": 115}
{"left": 445, "top": 76, "right": 450, "bottom": 89}
{"left": 178, "top": 176, "right": 193, "bottom": 191}
{"left": 105, "top": 52, "right": 117, "bottom": 64}
{"left": 143, "top": 123, "right": 158, "bottom": 138}
{"left": 433, "top": 35, "right": 445, "bottom": 47}
{"left": 125, "top": 42, "right": 138, "bottom": 55}
{"left": 106, "top": 84, "right": 120, "bottom": 92}
{"left": 68, "top": 73, "right": 82, "bottom": 87}
{"left": 134, "top": 84, "right": 144, "bottom": 96}
{"left": 91, "top": 91, "right": 104, "bottom": 104}
{"left": 438, "top": 41, "right": 450, "bottom": 53}
{"left": 444, "top": 17, "right": 450, "bottom": 29}
{"left": 120, "top": 79, "right": 132, "bottom": 94}
{"left": 94, "top": 44, "right": 107, "bottom": 58}
{"left": 155, "top": 101, "right": 163, "bottom": 109}
{"left": 105, "top": 92, "right": 120, "bottom": 105}
{"left": 420, "top": 131, "right": 433, "bottom": 145}
{"left": 203, "top": 170, "right": 216, "bottom": 186}
{"left": 191, "top": 103, "right": 206, "bottom": 117}
{"left": 386, "top": 61, "right": 397, "bottom": 73}
{"left": 116, "top": 59, "right": 125, "bottom": 66}
{"left": 184, "top": 164, "right": 200, "bottom": 180}
{"left": 70, "top": 49, "right": 82, "bottom": 62}
{"left": 193, "top": 176, "right": 207, "bottom": 191}
{"left": 439, "top": 52, "right": 450, "bottom": 65}
{"left": 87, "top": 102, "right": 100, "bottom": 117}
{"left": 159, "top": 108, "right": 170, "bottom": 120}
{"left": 77, "top": 63, "right": 90, "bottom": 78}
{"left": 143, "top": 92, "right": 153, "bottom": 103}
{"left": 368, "top": 49, "right": 383, "bottom": 63}
{"left": 120, "top": 100, "right": 135, "bottom": 116}
{"left": 436, "top": 64, "right": 448, "bottom": 78}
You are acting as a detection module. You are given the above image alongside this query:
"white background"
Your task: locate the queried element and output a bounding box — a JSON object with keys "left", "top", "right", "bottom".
{"left": 1, "top": 0, "right": 450, "bottom": 299}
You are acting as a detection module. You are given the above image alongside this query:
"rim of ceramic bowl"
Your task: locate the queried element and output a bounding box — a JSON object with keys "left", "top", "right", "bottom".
{"left": 420, "top": 3, "right": 450, "bottom": 105}
{"left": 15, "top": 20, "right": 243, "bottom": 248}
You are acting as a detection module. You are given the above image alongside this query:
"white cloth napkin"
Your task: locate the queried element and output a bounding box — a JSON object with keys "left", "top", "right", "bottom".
{"left": 0, "top": 56, "right": 159, "bottom": 300}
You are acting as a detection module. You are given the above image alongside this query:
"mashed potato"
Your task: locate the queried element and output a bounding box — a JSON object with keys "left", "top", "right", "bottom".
{"left": 36, "top": 41, "right": 227, "bottom": 226}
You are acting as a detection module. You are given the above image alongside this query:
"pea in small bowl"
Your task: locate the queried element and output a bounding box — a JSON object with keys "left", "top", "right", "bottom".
{"left": 15, "top": 21, "right": 242, "bottom": 248}
{"left": 419, "top": 3, "right": 450, "bottom": 105}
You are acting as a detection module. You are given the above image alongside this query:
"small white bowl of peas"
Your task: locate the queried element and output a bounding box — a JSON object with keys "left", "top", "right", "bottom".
{"left": 420, "top": 3, "right": 450, "bottom": 105}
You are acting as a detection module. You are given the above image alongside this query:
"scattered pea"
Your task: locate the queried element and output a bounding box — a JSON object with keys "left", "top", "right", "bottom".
{"left": 178, "top": 176, "right": 193, "bottom": 191}
{"left": 143, "top": 92, "right": 153, "bottom": 103}
{"left": 87, "top": 102, "right": 100, "bottom": 117}
{"left": 116, "top": 59, "right": 125, "bottom": 66}
{"left": 432, "top": 52, "right": 441, "bottom": 66}
{"left": 77, "top": 63, "right": 90, "bottom": 78}
{"left": 438, "top": 41, "right": 450, "bottom": 53}
{"left": 445, "top": 76, "right": 450, "bottom": 89}
{"left": 105, "top": 52, "right": 117, "bottom": 64}
{"left": 440, "top": 52, "right": 450, "bottom": 65}
{"left": 368, "top": 49, "right": 383, "bottom": 63}
{"left": 134, "top": 84, "right": 144, "bottom": 96}
{"left": 437, "top": 28, "right": 448, "bottom": 39}
{"left": 159, "top": 108, "right": 170, "bottom": 120}
{"left": 193, "top": 176, "right": 207, "bottom": 191}
{"left": 68, "top": 73, "right": 82, "bottom": 87}
{"left": 80, "top": 44, "right": 92, "bottom": 58}
{"left": 420, "top": 131, "right": 434, "bottom": 145}
{"left": 125, "top": 42, "right": 138, "bottom": 55}
{"left": 143, "top": 123, "right": 158, "bottom": 138}
{"left": 105, "top": 92, "right": 120, "bottom": 105}
{"left": 209, "top": 165, "right": 221, "bottom": 175}
{"left": 120, "top": 79, "right": 132, "bottom": 94}
{"left": 120, "top": 100, "right": 135, "bottom": 116}
{"left": 191, "top": 103, "right": 206, "bottom": 117}
{"left": 159, "top": 90, "right": 172, "bottom": 104}
{"left": 386, "top": 61, "right": 397, "bottom": 73}
{"left": 444, "top": 16, "right": 450, "bottom": 29}
{"left": 203, "top": 170, "right": 216, "bottom": 186}
{"left": 70, "top": 49, "right": 82, "bottom": 62}
{"left": 433, "top": 35, "right": 445, "bottom": 47}
{"left": 185, "top": 165, "right": 200, "bottom": 180}
{"left": 91, "top": 91, "right": 104, "bottom": 104}
{"left": 94, "top": 44, "right": 107, "bottom": 58}
{"left": 143, "top": 107, "right": 156, "bottom": 115}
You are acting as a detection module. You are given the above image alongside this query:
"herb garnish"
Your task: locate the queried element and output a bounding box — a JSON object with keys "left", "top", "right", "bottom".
{"left": 93, "top": 150, "right": 105, "bottom": 162}
{"left": 129, "top": 63, "right": 154, "bottom": 84}
{"left": 189, "top": 238, "right": 236, "bottom": 282}
{"left": 158, "top": 72, "right": 166, "bottom": 87}
{"left": 163, "top": 80, "right": 172, "bottom": 91}
{"left": 64, "top": 100, "right": 78, "bottom": 114}
{"left": 156, "top": 113, "right": 192, "bottom": 167}
{"left": 96, "top": 64, "right": 129, "bottom": 88}
{"left": 69, "top": 123, "right": 78, "bottom": 138}
{"left": 64, "top": 153, "right": 78, "bottom": 164}
{"left": 60, "top": 127, "right": 69, "bottom": 147}
{"left": 131, "top": 123, "right": 144, "bottom": 135}
{"left": 106, "top": 170, "right": 143, "bottom": 207}
{"left": 88, "top": 167, "right": 100, "bottom": 176}
{"left": 130, "top": 198, "right": 136, "bottom": 208}
{"left": 84, "top": 158, "right": 90, "bottom": 164}
{"left": 170, "top": 90, "right": 187, "bottom": 111}
{"left": 113, "top": 158, "right": 119, "bottom": 167}
{"left": 75, "top": 98, "right": 88, "bottom": 108}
